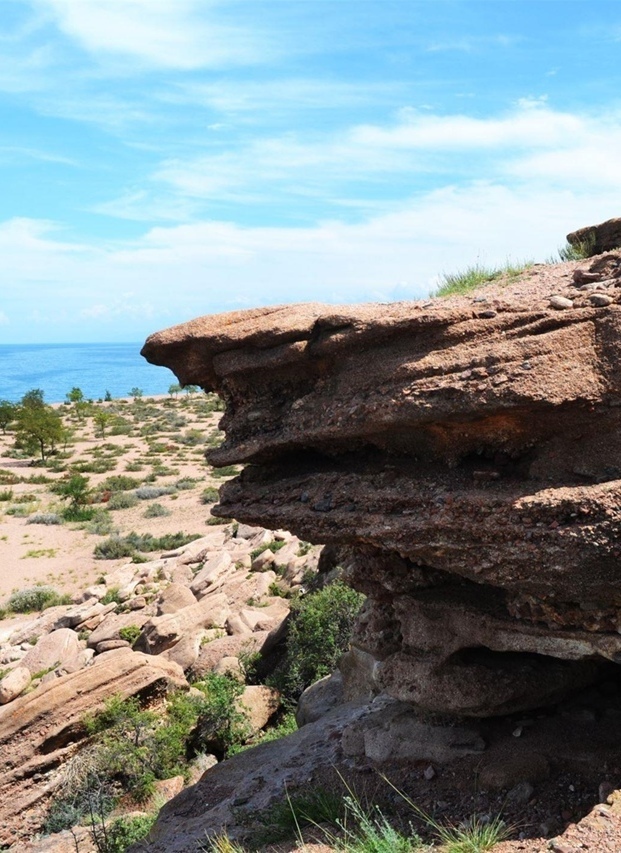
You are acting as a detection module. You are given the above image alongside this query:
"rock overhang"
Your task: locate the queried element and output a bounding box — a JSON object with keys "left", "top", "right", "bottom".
{"left": 142, "top": 256, "right": 621, "bottom": 716}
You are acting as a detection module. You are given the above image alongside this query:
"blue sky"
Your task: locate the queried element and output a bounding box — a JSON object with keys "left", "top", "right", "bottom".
{"left": 2, "top": 0, "right": 621, "bottom": 343}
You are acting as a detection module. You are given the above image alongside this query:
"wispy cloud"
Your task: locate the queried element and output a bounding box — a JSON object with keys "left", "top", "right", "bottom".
{"left": 31, "top": 0, "right": 271, "bottom": 70}
{"left": 144, "top": 102, "right": 619, "bottom": 214}
{"left": 426, "top": 33, "right": 521, "bottom": 53}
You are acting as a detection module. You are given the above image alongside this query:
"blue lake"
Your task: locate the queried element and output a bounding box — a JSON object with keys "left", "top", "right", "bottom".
{"left": 0, "top": 343, "right": 177, "bottom": 403}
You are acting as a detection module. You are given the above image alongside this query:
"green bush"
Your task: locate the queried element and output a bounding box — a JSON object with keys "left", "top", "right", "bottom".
{"left": 200, "top": 486, "right": 220, "bottom": 504}
{"left": 269, "top": 581, "right": 364, "bottom": 701}
{"left": 107, "top": 491, "right": 138, "bottom": 510}
{"left": 135, "top": 485, "right": 174, "bottom": 500}
{"left": 5, "top": 586, "right": 72, "bottom": 613}
{"left": 62, "top": 505, "right": 96, "bottom": 522}
{"left": 0, "top": 488, "right": 13, "bottom": 501}
{"left": 191, "top": 673, "right": 250, "bottom": 758}
{"left": 250, "top": 540, "right": 286, "bottom": 561}
{"left": 5, "top": 503, "right": 35, "bottom": 516}
{"left": 94, "top": 531, "right": 201, "bottom": 559}
{"left": 84, "top": 509, "right": 115, "bottom": 535}
{"left": 118, "top": 624, "right": 141, "bottom": 645}
{"left": 175, "top": 477, "right": 198, "bottom": 490}
{"left": 102, "top": 474, "right": 141, "bottom": 492}
{"left": 26, "top": 512, "right": 63, "bottom": 525}
{"left": 143, "top": 502, "right": 170, "bottom": 518}
{"left": 95, "top": 813, "right": 157, "bottom": 852}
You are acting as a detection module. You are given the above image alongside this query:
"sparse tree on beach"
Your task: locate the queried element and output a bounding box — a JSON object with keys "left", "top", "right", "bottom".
{"left": 0, "top": 400, "right": 16, "bottom": 434}
{"left": 14, "top": 392, "right": 63, "bottom": 463}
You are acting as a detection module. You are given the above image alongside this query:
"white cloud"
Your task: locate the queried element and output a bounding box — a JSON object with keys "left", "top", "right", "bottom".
{"left": 3, "top": 172, "right": 621, "bottom": 342}
{"left": 148, "top": 103, "right": 614, "bottom": 208}
{"left": 33, "top": 0, "right": 268, "bottom": 69}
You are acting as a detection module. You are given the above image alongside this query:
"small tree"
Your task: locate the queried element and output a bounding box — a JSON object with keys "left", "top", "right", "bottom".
{"left": 168, "top": 383, "right": 181, "bottom": 398}
{"left": 66, "top": 387, "right": 84, "bottom": 405}
{"left": 93, "top": 410, "right": 112, "bottom": 439}
{"left": 0, "top": 400, "right": 16, "bottom": 434}
{"left": 14, "top": 396, "right": 63, "bottom": 463}
{"left": 66, "top": 386, "right": 88, "bottom": 421}
{"left": 52, "top": 474, "right": 91, "bottom": 516}
{"left": 129, "top": 388, "right": 143, "bottom": 401}
{"left": 184, "top": 385, "right": 199, "bottom": 396}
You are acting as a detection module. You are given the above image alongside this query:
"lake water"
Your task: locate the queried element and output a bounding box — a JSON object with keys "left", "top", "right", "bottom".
{"left": 0, "top": 343, "right": 178, "bottom": 403}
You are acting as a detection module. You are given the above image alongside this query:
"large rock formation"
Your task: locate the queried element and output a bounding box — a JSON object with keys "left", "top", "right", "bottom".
{"left": 142, "top": 250, "right": 621, "bottom": 718}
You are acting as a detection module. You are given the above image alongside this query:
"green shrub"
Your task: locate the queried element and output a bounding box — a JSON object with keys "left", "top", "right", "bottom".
{"left": 250, "top": 540, "right": 286, "bottom": 561}
{"left": 119, "top": 624, "right": 141, "bottom": 645}
{"left": 555, "top": 234, "right": 596, "bottom": 261}
{"left": 62, "top": 505, "right": 96, "bottom": 522}
{"left": 95, "top": 531, "right": 201, "bottom": 559}
{"left": 135, "top": 485, "right": 174, "bottom": 500}
{"left": 0, "top": 488, "right": 13, "bottom": 501}
{"left": 102, "top": 474, "right": 141, "bottom": 492}
{"left": 191, "top": 673, "right": 250, "bottom": 758}
{"left": 84, "top": 509, "right": 115, "bottom": 535}
{"left": 269, "top": 581, "right": 364, "bottom": 701}
{"left": 5, "top": 503, "right": 35, "bottom": 516}
{"left": 200, "top": 486, "right": 220, "bottom": 504}
{"left": 143, "top": 502, "right": 170, "bottom": 518}
{"left": 100, "top": 586, "right": 121, "bottom": 605}
{"left": 175, "top": 477, "right": 198, "bottom": 490}
{"left": 26, "top": 512, "right": 63, "bottom": 525}
{"left": 96, "top": 813, "right": 157, "bottom": 852}
{"left": 178, "top": 428, "right": 204, "bottom": 446}
{"left": 5, "top": 586, "right": 71, "bottom": 613}
{"left": 211, "top": 465, "right": 241, "bottom": 478}
{"left": 107, "top": 491, "right": 138, "bottom": 510}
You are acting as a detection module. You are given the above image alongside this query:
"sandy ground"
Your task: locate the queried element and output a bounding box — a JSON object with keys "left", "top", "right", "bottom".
{"left": 0, "top": 394, "right": 231, "bottom": 602}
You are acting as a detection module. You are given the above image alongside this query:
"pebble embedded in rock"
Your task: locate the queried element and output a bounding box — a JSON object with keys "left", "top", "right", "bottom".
{"left": 589, "top": 293, "right": 613, "bottom": 307}
{"left": 549, "top": 295, "right": 573, "bottom": 310}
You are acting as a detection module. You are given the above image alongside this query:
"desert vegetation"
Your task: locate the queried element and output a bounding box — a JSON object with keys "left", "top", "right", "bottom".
{"left": 0, "top": 389, "right": 227, "bottom": 598}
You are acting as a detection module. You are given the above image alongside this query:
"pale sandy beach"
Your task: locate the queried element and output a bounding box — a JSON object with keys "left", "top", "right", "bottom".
{"left": 0, "top": 394, "right": 230, "bottom": 602}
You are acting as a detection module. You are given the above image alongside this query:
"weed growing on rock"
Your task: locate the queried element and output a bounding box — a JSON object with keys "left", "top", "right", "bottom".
{"left": 118, "top": 625, "right": 141, "bottom": 645}
{"left": 435, "top": 260, "right": 533, "bottom": 297}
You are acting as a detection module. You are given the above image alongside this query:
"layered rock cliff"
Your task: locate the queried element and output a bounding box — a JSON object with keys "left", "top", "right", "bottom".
{"left": 142, "top": 250, "right": 621, "bottom": 717}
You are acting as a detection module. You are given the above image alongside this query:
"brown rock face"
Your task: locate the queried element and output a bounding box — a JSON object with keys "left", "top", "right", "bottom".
{"left": 142, "top": 265, "right": 621, "bottom": 717}
{"left": 568, "top": 217, "right": 621, "bottom": 255}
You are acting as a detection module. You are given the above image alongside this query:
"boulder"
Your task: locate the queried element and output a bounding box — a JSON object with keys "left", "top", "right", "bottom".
{"left": 87, "top": 611, "right": 150, "bottom": 649}
{"left": 296, "top": 672, "right": 343, "bottom": 726}
{"left": 189, "top": 552, "right": 233, "bottom": 596}
{"left": 190, "top": 631, "right": 269, "bottom": 680}
{"left": 0, "top": 666, "right": 31, "bottom": 704}
{"left": 134, "top": 592, "right": 229, "bottom": 655}
{"left": 20, "top": 629, "right": 82, "bottom": 676}
{"left": 155, "top": 583, "right": 197, "bottom": 615}
{"left": 567, "top": 217, "right": 621, "bottom": 255}
{"left": 237, "top": 685, "right": 280, "bottom": 733}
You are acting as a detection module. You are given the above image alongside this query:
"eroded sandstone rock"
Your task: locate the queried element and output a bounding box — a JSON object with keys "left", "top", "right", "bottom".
{"left": 142, "top": 269, "right": 621, "bottom": 716}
